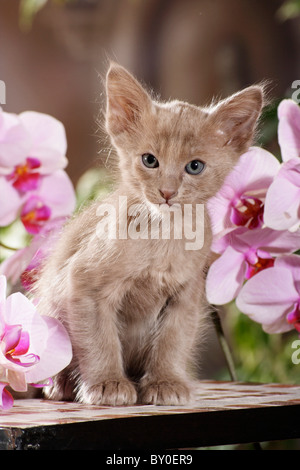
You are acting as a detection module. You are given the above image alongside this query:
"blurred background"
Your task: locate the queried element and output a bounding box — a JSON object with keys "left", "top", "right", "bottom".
{"left": 1, "top": 0, "right": 300, "bottom": 182}
{"left": 1, "top": 0, "right": 300, "bottom": 449}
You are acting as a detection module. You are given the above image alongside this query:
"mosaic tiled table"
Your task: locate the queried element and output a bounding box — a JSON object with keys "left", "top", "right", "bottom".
{"left": 0, "top": 381, "right": 300, "bottom": 450}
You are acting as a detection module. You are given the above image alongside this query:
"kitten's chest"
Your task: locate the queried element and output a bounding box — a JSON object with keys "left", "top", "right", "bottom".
{"left": 120, "top": 239, "right": 203, "bottom": 323}
{"left": 144, "top": 239, "right": 199, "bottom": 289}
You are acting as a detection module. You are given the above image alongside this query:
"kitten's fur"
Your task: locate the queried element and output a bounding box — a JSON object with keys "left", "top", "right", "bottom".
{"left": 34, "top": 63, "right": 264, "bottom": 406}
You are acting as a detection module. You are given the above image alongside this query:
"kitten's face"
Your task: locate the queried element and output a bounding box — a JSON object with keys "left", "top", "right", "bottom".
{"left": 105, "top": 63, "right": 264, "bottom": 209}
{"left": 124, "top": 101, "right": 234, "bottom": 208}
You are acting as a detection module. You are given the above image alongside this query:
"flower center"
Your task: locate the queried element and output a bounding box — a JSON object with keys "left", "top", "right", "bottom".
{"left": 7, "top": 157, "right": 41, "bottom": 193}
{"left": 245, "top": 251, "right": 275, "bottom": 280}
{"left": 1, "top": 324, "right": 39, "bottom": 367}
{"left": 286, "top": 300, "right": 300, "bottom": 333}
{"left": 21, "top": 196, "right": 51, "bottom": 234}
{"left": 231, "top": 196, "right": 264, "bottom": 229}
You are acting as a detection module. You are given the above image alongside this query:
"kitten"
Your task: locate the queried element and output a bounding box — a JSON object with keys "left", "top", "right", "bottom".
{"left": 34, "top": 63, "right": 264, "bottom": 406}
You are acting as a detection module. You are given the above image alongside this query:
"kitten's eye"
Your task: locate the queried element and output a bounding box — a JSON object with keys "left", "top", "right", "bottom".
{"left": 142, "top": 153, "right": 159, "bottom": 168}
{"left": 185, "top": 160, "right": 205, "bottom": 175}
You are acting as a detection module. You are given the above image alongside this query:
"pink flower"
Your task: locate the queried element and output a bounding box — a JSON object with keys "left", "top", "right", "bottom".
{"left": 0, "top": 109, "right": 67, "bottom": 179}
{"left": 207, "top": 147, "right": 281, "bottom": 247}
{"left": 0, "top": 109, "right": 75, "bottom": 233}
{"left": 236, "top": 255, "right": 300, "bottom": 334}
{"left": 206, "top": 227, "right": 300, "bottom": 305}
{"left": 0, "top": 275, "right": 72, "bottom": 410}
{"left": 206, "top": 98, "right": 300, "bottom": 338}
{"left": 20, "top": 196, "right": 52, "bottom": 234}
{"left": 0, "top": 169, "right": 75, "bottom": 233}
{"left": 6, "top": 157, "right": 41, "bottom": 193}
{"left": 264, "top": 100, "right": 300, "bottom": 231}
{"left": 1, "top": 217, "right": 66, "bottom": 290}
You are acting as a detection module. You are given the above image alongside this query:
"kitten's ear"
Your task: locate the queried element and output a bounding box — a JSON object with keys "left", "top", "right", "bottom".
{"left": 209, "top": 85, "right": 265, "bottom": 152}
{"left": 105, "top": 62, "right": 152, "bottom": 136}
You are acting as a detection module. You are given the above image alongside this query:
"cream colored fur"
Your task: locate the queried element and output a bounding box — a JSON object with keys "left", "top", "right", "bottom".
{"left": 34, "top": 63, "right": 264, "bottom": 405}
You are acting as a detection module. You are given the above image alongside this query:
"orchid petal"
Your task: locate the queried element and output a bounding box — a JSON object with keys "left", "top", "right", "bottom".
{"left": 278, "top": 99, "right": 300, "bottom": 162}
{"left": 0, "top": 246, "right": 38, "bottom": 286}
{"left": 19, "top": 111, "right": 68, "bottom": 172}
{"left": 7, "top": 369, "right": 28, "bottom": 392}
{"left": 207, "top": 147, "right": 280, "bottom": 237}
{"left": 262, "top": 317, "right": 294, "bottom": 334}
{"left": 235, "top": 226, "right": 300, "bottom": 255}
{"left": 13, "top": 330, "right": 30, "bottom": 356}
{"left": 6, "top": 353, "right": 40, "bottom": 368}
{"left": 0, "top": 275, "right": 7, "bottom": 305}
{"left": 286, "top": 301, "right": 300, "bottom": 326}
{"left": 20, "top": 195, "right": 52, "bottom": 234}
{"left": 275, "top": 254, "right": 300, "bottom": 287}
{"left": 36, "top": 170, "right": 76, "bottom": 219}
{"left": 0, "top": 217, "right": 67, "bottom": 287}
{"left": 0, "top": 276, "right": 6, "bottom": 338}
{"left": 232, "top": 196, "right": 264, "bottom": 230}
{"left": 212, "top": 226, "right": 300, "bottom": 260}
{"left": 206, "top": 246, "right": 246, "bottom": 305}
{"left": 224, "top": 147, "right": 280, "bottom": 194}
{"left": 0, "top": 382, "right": 14, "bottom": 410}
{"left": 0, "top": 111, "right": 31, "bottom": 170}
{"left": 2, "top": 324, "right": 22, "bottom": 354}
{"left": 0, "top": 274, "right": 72, "bottom": 405}
{"left": 264, "top": 177, "right": 300, "bottom": 230}
{"left": 4, "top": 292, "right": 48, "bottom": 356}
{"left": 231, "top": 205, "right": 251, "bottom": 226}
{"left": 9, "top": 167, "right": 41, "bottom": 193}
{"left": 26, "top": 316, "right": 72, "bottom": 384}
{"left": 236, "top": 266, "right": 299, "bottom": 333}
{"left": 30, "top": 377, "right": 53, "bottom": 388}
{"left": 278, "top": 158, "right": 300, "bottom": 186}
{"left": 0, "top": 177, "right": 23, "bottom": 226}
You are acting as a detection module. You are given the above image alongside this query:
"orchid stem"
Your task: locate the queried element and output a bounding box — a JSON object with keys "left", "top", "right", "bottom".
{"left": 0, "top": 241, "right": 20, "bottom": 251}
{"left": 210, "top": 306, "right": 238, "bottom": 381}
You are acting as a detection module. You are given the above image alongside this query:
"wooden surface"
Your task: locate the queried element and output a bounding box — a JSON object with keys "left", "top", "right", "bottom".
{"left": 0, "top": 381, "right": 300, "bottom": 450}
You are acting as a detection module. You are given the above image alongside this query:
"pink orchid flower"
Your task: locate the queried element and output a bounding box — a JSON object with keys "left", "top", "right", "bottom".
{"left": 206, "top": 227, "right": 300, "bottom": 305}
{"left": 207, "top": 147, "right": 281, "bottom": 247}
{"left": 0, "top": 109, "right": 75, "bottom": 233}
{"left": 0, "top": 169, "right": 76, "bottom": 233}
{"left": 0, "top": 275, "right": 72, "bottom": 410}
{"left": 264, "top": 100, "right": 300, "bottom": 231}
{"left": 236, "top": 255, "right": 300, "bottom": 334}
{"left": 0, "top": 109, "right": 67, "bottom": 181}
{"left": 1, "top": 217, "right": 67, "bottom": 290}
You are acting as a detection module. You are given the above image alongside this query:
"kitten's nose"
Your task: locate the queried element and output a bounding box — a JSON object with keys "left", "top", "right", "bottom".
{"left": 159, "top": 189, "right": 178, "bottom": 201}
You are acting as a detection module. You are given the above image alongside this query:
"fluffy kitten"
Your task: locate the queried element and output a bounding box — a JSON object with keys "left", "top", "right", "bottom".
{"left": 34, "top": 63, "right": 264, "bottom": 406}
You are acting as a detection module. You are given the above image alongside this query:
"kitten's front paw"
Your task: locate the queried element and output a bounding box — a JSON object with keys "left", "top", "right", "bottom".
{"left": 139, "top": 379, "right": 191, "bottom": 406}
{"left": 77, "top": 379, "right": 137, "bottom": 406}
